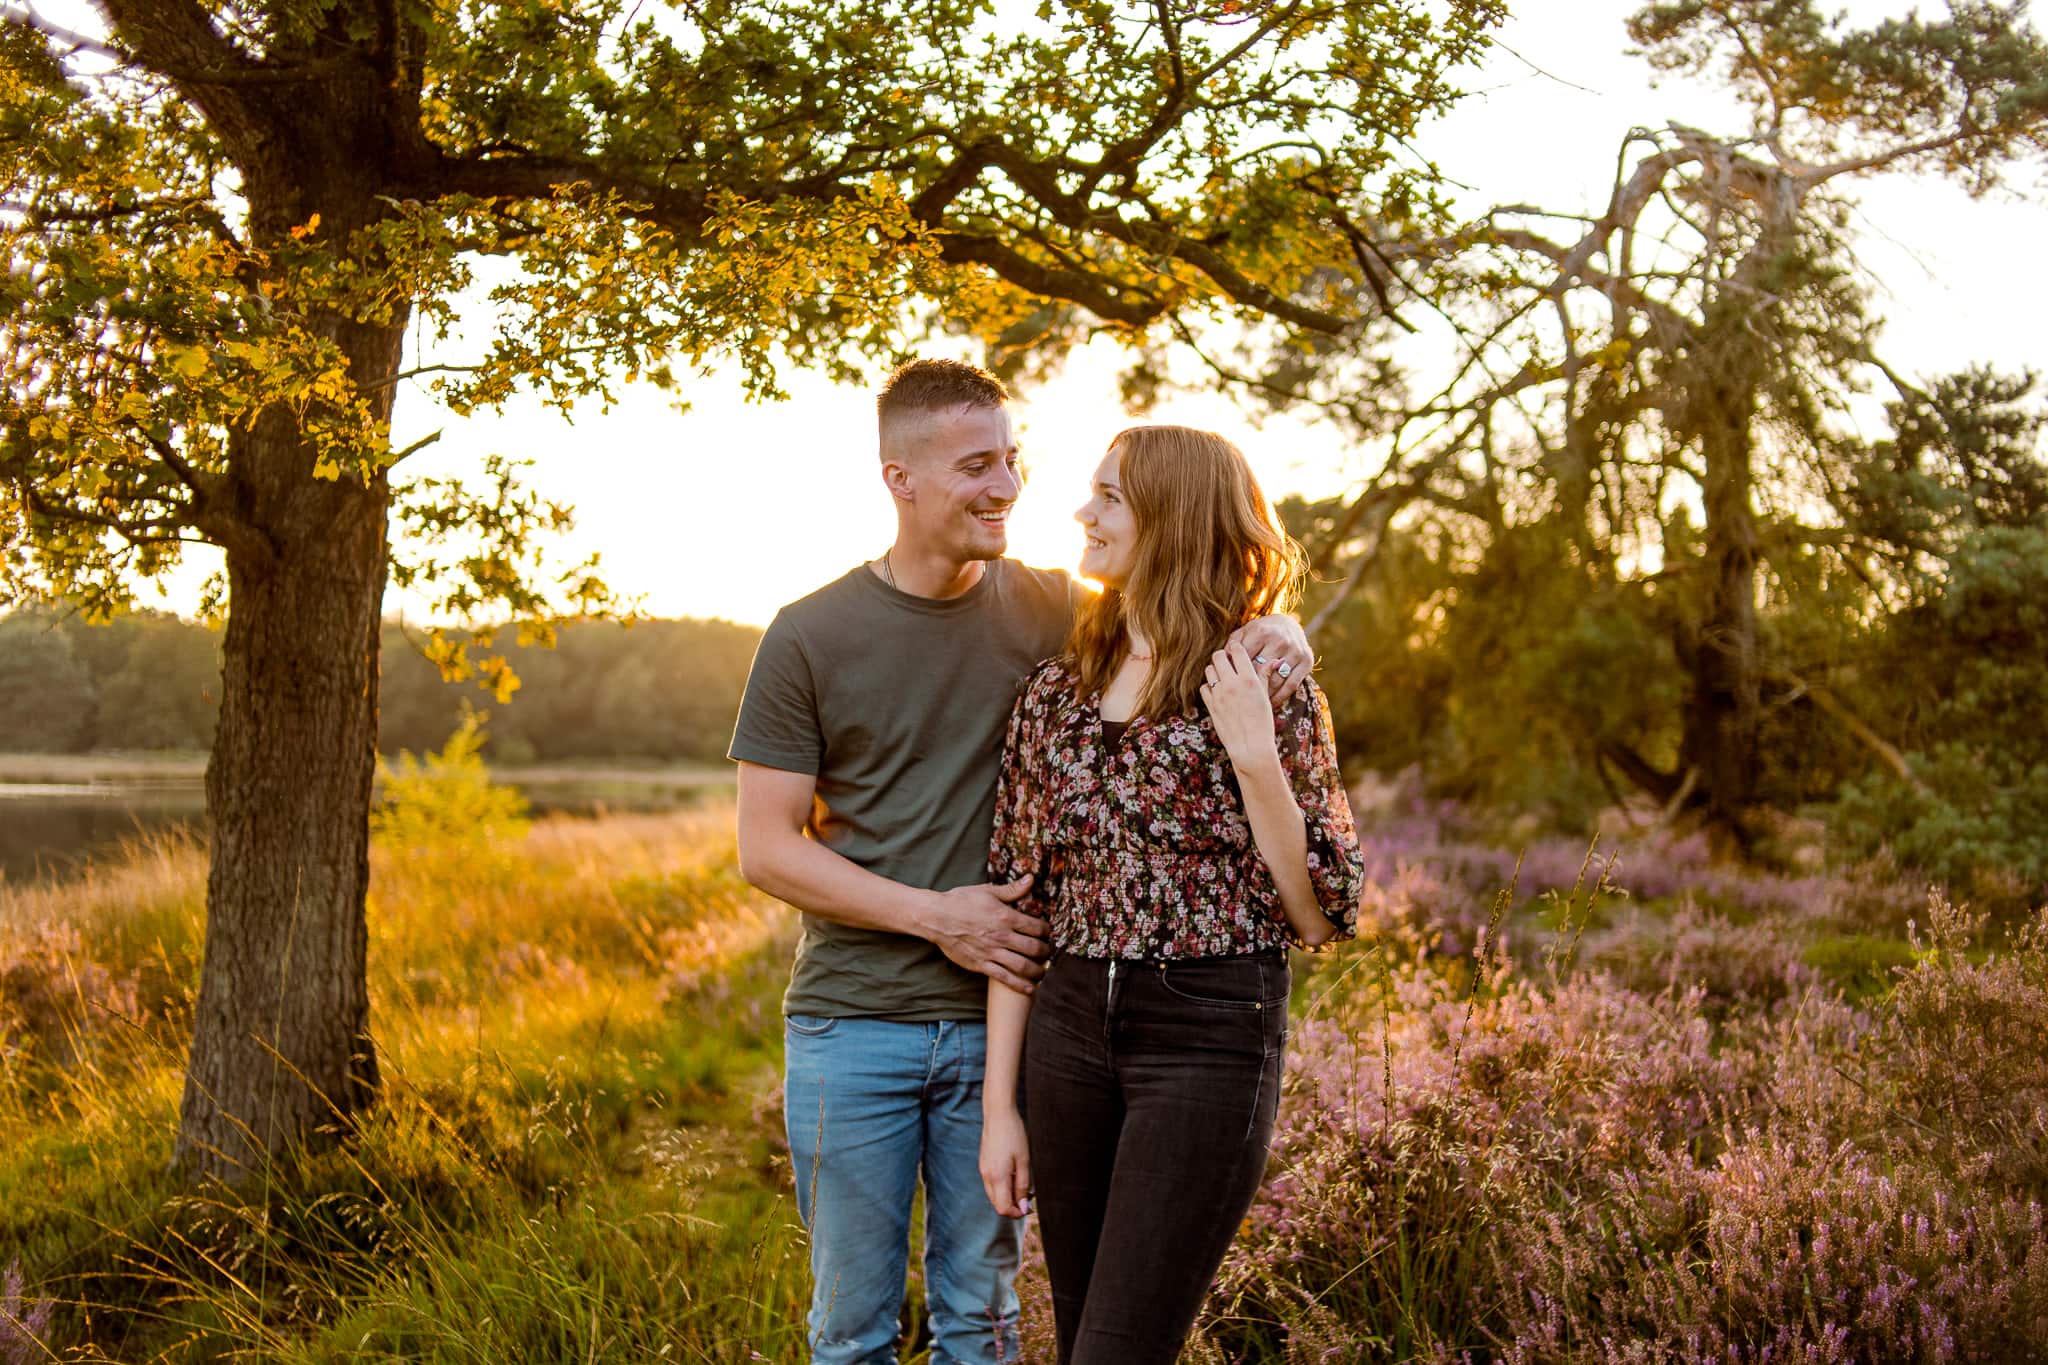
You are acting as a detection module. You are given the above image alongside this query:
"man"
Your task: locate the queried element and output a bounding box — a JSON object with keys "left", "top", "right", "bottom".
{"left": 730, "top": 358, "right": 1309, "bottom": 1364}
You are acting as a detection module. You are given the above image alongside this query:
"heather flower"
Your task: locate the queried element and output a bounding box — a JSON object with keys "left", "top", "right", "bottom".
{"left": 1588, "top": 901, "right": 1819, "bottom": 1012}
{"left": 0, "top": 1260, "right": 52, "bottom": 1365}
{"left": 1209, "top": 868, "right": 2048, "bottom": 1361}
{"left": 0, "top": 921, "right": 142, "bottom": 1070}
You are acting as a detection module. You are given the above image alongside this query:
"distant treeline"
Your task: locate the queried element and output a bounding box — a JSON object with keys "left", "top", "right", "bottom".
{"left": 379, "top": 618, "right": 761, "bottom": 763}
{"left": 0, "top": 609, "right": 762, "bottom": 763}
{"left": 0, "top": 608, "right": 221, "bottom": 752}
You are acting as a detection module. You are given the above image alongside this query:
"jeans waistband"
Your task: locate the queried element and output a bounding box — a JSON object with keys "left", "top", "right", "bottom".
{"left": 1055, "top": 946, "right": 1286, "bottom": 967}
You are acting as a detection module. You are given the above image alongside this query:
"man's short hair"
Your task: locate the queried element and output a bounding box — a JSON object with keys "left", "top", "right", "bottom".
{"left": 877, "top": 359, "right": 1010, "bottom": 458}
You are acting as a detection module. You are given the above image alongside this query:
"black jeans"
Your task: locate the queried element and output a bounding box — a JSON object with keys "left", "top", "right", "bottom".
{"left": 1022, "top": 949, "right": 1288, "bottom": 1365}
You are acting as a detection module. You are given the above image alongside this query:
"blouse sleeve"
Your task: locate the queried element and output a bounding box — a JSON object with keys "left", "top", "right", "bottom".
{"left": 1274, "top": 679, "right": 1364, "bottom": 944}
{"left": 988, "top": 663, "right": 1060, "bottom": 919}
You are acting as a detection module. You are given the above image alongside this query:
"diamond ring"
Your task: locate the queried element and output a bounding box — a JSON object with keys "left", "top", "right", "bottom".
{"left": 1276, "top": 661, "right": 1293, "bottom": 678}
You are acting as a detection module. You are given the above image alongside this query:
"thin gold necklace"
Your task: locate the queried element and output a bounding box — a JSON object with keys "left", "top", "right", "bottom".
{"left": 879, "top": 551, "right": 896, "bottom": 589}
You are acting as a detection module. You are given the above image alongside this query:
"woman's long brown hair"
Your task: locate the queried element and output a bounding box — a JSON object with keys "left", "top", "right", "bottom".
{"left": 1068, "top": 425, "right": 1308, "bottom": 719}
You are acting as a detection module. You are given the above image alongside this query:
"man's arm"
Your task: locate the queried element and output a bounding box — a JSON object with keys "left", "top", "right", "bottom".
{"left": 735, "top": 761, "right": 1049, "bottom": 994}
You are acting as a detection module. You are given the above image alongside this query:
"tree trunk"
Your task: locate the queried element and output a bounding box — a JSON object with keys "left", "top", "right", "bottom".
{"left": 1677, "top": 359, "right": 1764, "bottom": 859}
{"left": 175, "top": 318, "right": 402, "bottom": 1181}
{"left": 88, "top": 1, "right": 434, "bottom": 1183}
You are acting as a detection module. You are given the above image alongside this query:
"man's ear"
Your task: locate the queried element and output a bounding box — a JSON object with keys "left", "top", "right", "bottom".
{"left": 882, "top": 458, "right": 916, "bottom": 503}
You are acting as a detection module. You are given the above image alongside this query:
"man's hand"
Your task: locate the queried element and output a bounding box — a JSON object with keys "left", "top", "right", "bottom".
{"left": 924, "top": 875, "right": 1048, "bottom": 994}
{"left": 1231, "top": 614, "right": 1313, "bottom": 706}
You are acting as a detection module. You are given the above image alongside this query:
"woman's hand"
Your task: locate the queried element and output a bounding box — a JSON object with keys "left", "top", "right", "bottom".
{"left": 979, "top": 1107, "right": 1033, "bottom": 1218}
{"left": 1201, "top": 642, "right": 1280, "bottom": 771}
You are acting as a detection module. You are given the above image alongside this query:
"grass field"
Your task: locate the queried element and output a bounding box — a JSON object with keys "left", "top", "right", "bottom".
{"left": 0, "top": 752, "right": 735, "bottom": 791}
{"left": 0, "top": 795, "right": 817, "bottom": 1362}
{"left": 1, "top": 759, "right": 2044, "bottom": 1361}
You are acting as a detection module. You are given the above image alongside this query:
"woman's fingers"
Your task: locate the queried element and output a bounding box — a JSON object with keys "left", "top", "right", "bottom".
{"left": 982, "top": 1152, "right": 1013, "bottom": 1215}
{"left": 990, "top": 1162, "right": 1023, "bottom": 1217}
{"left": 1207, "top": 644, "right": 1269, "bottom": 697}
{"left": 982, "top": 1133, "right": 1032, "bottom": 1217}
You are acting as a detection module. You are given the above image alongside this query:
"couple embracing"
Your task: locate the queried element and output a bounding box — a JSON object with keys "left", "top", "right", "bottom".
{"left": 730, "top": 359, "right": 1365, "bottom": 1364}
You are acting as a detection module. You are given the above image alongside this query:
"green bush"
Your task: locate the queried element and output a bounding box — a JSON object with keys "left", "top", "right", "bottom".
{"left": 371, "top": 713, "right": 530, "bottom": 858}
{"left": 1833, "top": 746, "right": 2048, "bottom": 900}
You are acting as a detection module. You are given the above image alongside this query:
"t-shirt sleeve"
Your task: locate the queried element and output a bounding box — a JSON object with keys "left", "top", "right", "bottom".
{"left": 727, "top": 610, "right": 824, "bottom": 774}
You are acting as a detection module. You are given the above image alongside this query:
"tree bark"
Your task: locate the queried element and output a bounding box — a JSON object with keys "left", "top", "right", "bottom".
{"left": 1681, "top": 404, "right": 1762, "bottom": 858}
{"left": 175, "top": 314, "right": 401, "bottom": 1180}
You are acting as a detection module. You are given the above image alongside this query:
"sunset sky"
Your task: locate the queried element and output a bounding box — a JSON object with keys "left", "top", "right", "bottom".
{"left": 136, "top": 0, "right": 2048, "bottom": 630}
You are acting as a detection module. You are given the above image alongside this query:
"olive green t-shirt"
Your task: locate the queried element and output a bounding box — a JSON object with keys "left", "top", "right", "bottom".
{"left": 728, "top": 559, "right": 1078, "bottom": 1021}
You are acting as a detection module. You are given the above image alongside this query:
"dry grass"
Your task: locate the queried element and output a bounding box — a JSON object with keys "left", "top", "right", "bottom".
{"left": 0, "top": 782, "right": 814, "bottom": 1363}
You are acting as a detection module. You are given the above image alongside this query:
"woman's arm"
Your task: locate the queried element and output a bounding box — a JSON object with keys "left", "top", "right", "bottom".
{"left": 1202, "top": 643, "right": 1360, "bottom": 946}
{"left": 982, "top": 664, "right": 1060, "bottom": 1217}
{"left": 1233, "top": 747, "right": 1334, "bottom": 947}
{"left": 980, "top": 980, "right": 1034, "bottom": 1217}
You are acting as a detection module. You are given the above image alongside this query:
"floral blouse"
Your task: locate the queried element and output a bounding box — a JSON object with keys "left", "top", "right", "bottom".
{"left": 989, "top": 656, "right": 1364, "bottom": 959}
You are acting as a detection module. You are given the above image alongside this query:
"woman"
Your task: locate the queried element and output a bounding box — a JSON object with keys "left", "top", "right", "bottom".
{"left": 979, "top": 425, "right": 1364, "bottom": 1363}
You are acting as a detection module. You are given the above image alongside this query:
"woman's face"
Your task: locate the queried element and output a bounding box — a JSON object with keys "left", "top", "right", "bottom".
{"left": 1076, "top": 445, "right": 1138, "bottom": 588}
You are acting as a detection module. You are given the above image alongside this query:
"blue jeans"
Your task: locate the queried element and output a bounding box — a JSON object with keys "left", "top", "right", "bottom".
{"left": 783, "top": 1014, "right": 1024, "bottom": 1365}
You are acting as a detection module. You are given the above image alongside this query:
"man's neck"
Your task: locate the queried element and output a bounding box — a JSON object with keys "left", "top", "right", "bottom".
{"left": 877, "top": 543, "right": 988, "bottom": 599}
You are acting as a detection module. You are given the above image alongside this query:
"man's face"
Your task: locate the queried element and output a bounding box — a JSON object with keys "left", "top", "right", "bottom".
{"left": 889, "top": 404, "right": 1023, "bottom": 562}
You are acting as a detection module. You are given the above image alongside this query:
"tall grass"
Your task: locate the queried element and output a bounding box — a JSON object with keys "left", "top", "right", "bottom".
{"left": 0, "top": 738, "right": 811, "bottom": 1362}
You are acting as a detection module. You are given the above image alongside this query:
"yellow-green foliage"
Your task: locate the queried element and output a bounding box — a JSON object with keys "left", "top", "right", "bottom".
{"left": 370, "top": 710, "right": 530, "bottom": 860}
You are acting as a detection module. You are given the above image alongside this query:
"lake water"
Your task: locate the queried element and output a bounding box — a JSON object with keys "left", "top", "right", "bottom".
{"left": 0, "top": 773, "right": 732, "bottom": 886}
{"left": 0, "top": 781, "right": 208, "bottom": 884}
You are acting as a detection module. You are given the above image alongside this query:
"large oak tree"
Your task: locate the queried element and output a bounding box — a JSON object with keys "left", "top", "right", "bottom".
{"left": 0, "top": 0, "right": 1497, "bottom": 1180}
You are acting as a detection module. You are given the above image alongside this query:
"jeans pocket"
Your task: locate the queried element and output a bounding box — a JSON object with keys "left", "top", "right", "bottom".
{"left": 784, "top": 1012, "right": 840, "bottom": 1037}
{"left": 1158, "top": 955, "right": 1290, "bottom": 1010}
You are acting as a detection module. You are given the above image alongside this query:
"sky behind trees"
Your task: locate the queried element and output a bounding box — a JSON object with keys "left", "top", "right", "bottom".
{"left": 118, "top": 0, "right": 2048, "bottom": 629}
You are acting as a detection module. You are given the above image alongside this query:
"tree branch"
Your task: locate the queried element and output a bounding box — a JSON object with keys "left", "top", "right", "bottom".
{"left": 1598, "top": 739, "right": 1684, "bottom": 805}
{"left": 93, "top": 0, "right": 272, "bottom": 151}
{"left": 1, "top": 5, "right": 125, "bottom": 62}
{"left": 938, "top": 234, "right": 1165, "bottom": 328}
{"left": 1766, "top": 666, "right": 1929, "bottom": 792}
{"left": 18, "top": 479, "right": 190, "bottom": 542}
